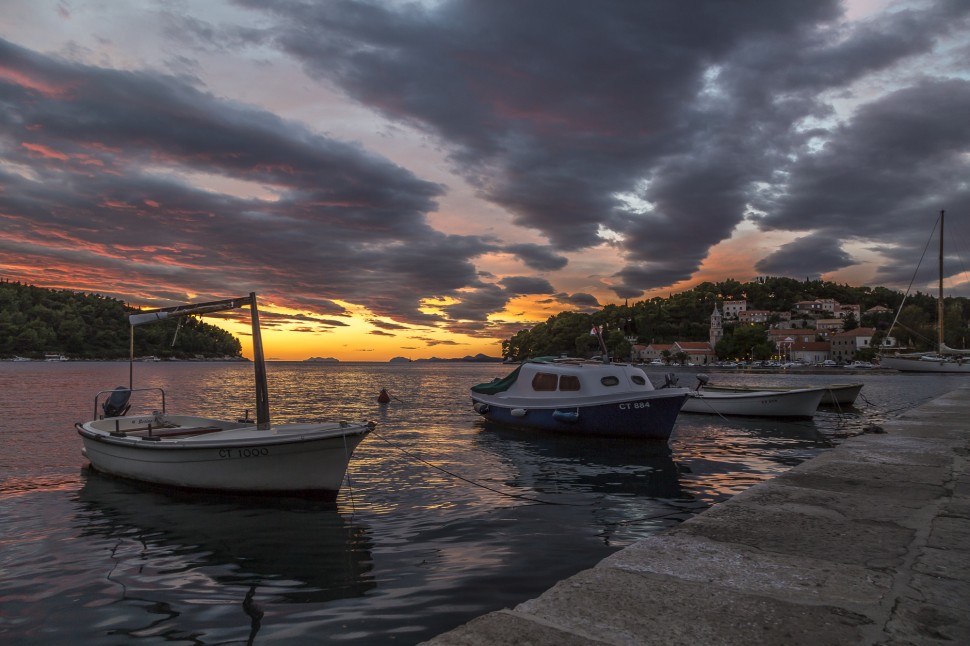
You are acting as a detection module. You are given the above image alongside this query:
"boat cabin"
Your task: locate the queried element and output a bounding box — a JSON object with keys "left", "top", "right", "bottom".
{"left": 473, "top": 359, "right": 658, "bottom": 400}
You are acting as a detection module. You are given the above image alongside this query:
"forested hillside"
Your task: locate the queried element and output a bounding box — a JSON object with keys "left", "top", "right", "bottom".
{"left": 0, "top": 281, "right": 243, "bottom": 360}
{"left": 502, "top": 276, "right": 970, "bottom": 362}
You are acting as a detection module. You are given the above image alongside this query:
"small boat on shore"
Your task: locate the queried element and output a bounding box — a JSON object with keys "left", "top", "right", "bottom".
{"left": 700, "top": 382, "right": 864, "bottom": 407}
{"left": 678, "top": 375, "right": 824, "bottom": 418}
{"left": 76, "top": 293, "right": 373, "bottom": 497}
{"left": 470, "top": 358, "right": 690, "bottom": 440}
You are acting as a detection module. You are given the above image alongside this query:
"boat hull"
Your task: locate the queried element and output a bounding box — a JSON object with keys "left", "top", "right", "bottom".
{"left": 880, "top": 356, "right": 970, "bottom": 374}
{"left": 471, "top": 391, "right": 689, "bottom": 440}
{"left": 78, "top": 416, "right": 372, "bottom": 495}
{"left": 816, "top": 383, "right": 864, "bottom": 406}
{"left": 703, "top": 383, "right": 863, "bottom": 407}
{"left": 681, "top": 387, "right": 824, "bottom": 418}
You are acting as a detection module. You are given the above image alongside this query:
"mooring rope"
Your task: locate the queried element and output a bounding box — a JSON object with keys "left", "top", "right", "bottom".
{"left": 371, "top": 428, "right": 569, "bottom": 505}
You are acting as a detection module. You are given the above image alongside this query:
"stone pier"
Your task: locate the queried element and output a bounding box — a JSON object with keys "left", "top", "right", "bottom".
{"left": 424, "top": 385, "right": 970, "bottom": 645}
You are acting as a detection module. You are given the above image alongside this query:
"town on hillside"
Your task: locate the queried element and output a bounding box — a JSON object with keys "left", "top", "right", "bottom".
{"left": 635, "top": 298, "right": 894, "bottom": 367}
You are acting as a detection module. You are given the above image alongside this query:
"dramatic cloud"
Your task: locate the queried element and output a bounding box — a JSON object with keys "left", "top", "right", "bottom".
{"left": 499, "top": 276, "right": 555, "bottom": 296}
{"left": 754, "top": 78, "right": 970, "bottom": 283}
{"left": 242, "top": 0, "right": 970, "bottom": 296}
{"left": 0, "top": 37, "right": 500, "bottom": 331}
{"left": 754, "top": 234, "right": 857, "bottom": 279}
{"left": 2, "top": 0, "right": 970, "bottom": 359}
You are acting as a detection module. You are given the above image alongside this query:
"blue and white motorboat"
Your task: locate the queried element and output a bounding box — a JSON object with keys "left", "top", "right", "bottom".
{"left": 470, "top": 358, "right": 690, "bottom": 440}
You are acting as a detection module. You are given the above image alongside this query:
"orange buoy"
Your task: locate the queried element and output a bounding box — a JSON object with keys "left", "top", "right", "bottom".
{"left": 378, "top": 388, "right": 390, "bottom": 404}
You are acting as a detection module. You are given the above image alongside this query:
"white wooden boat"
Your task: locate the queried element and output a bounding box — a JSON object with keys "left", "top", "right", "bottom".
{"left": 679, "top": 375, "right": 823, "bottom": 418}
{"left": 881, "top": 353, "right": 970, "bottom": 373}
{"left": 701, "top": 382, "right": 864, "bottom": 407}
{"left": 882, "top": 210, "right": 970, "bottom": 374}
{"left": 76, "top": 293, "right": 373, "bottom": 497}
{"left": 471, "top": 358, "right": 690, "bottom": 440}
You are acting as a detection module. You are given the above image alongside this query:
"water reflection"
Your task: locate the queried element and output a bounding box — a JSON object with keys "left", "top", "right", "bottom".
{"left": 476, "top": 423, "right": 684, "bottom": 500}
{"left": 669, "top": 414, "right": 831, "bottom": 506}
{"left": 75, "top": 470, "right": 375, "bottom": 642}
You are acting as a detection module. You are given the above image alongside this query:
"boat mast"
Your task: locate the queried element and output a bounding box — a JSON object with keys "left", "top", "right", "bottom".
{"left": 249, "top": 292, "right": 271, "bottom": 430}
{"left": 936, "top": 211, "right": 946, "bottom": 354}
{"left": 128, "top": 293, "right": 272, "bottom": 429}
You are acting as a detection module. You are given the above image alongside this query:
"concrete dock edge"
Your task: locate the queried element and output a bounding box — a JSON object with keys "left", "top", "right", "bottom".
{"left": 423, "top": 385, "right": 970, "bottom": 645}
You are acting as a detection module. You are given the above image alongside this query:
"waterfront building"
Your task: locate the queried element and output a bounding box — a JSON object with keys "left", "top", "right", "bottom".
{"left": 738, "top": 310, "right": 771, "bottom": 324}
{"left": 830, "top": 327, "right": 897, "bottom": 362}
{"left": 672, "top": 341, "right": 717, "bottom": 366}
{"left": 789, "top": 340, "right": 832, "bottom": 364}
{"left": 723, "top": 300, "right": 747, "bottom": 318}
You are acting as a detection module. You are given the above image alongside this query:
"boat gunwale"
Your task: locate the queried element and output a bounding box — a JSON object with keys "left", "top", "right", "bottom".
{"left": 78, "top": 422, "right": 373, "bottom": 450}
{"left": 470, "top": 387, "right": 691, "bottom": 410}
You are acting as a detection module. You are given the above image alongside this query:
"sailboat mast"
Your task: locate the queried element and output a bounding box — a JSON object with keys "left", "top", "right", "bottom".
{"left": 936, "top": 211, "right": 946, "bottom": 354}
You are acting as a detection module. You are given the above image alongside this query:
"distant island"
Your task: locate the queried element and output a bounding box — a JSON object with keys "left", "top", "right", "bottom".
{"left": 409, "top": 354, "right": 503, "bottom": 363}
{"left": 304, "top": 357, "right": 339, "bottom": 363}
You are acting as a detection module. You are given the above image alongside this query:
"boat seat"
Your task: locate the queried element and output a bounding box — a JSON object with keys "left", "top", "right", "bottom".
{"left": 126, "top": 426, "right": 224, "bottom": 438}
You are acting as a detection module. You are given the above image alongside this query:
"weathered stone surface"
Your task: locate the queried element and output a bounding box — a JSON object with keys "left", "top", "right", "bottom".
{"left": 914, "top": 545, "right": 970, "bottom": 581}
{"left": 601, "top": 533, "right": 892, "bottom": 608}
{"left": 926, "top": 515, "right": 970, "bottom": 550}
{"left": 669, "top": 500, "right": 915, "bottom": 568}
{"left": 424, "top": 610, "right": 612, "bottom": 646}
{"left": 885, "top": 596, "right": 970, "bottom": 644}
{"left": 514, "top": 568, "right": 872, "bottom": 646}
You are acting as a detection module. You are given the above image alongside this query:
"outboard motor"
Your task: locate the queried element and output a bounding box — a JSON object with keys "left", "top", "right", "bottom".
{"left": 661, "top": 373, "right": 679, "bottom": 389}
{"left": 102, "top": 386, "right": 132, "bottom": 418}
{"left": 695, "top": 374, "right": 710, "bottom": 391}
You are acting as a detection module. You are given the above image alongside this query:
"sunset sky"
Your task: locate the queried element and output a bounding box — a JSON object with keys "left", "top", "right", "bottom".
{"left": 2, "top": 0, "right": 969, "bottom": 361}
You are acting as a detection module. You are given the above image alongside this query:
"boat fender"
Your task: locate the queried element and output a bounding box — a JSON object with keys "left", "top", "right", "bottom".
{"left": 552, "top": 409, "right": 579, "bottom": 423}
{"left": 473, "top": 402, "right": 489, "bottom": 415}
{"left": 510, "top": 408, "right": 527, "bottom": 417}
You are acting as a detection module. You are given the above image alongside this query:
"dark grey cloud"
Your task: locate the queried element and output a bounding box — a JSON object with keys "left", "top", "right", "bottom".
{"left": 502, "top": 243, "right": 568, "bottom": 272}
{"left": 752, "top": 78, "right": 970, "bottom": 285}
{"left": 537, "top": 292, "right": 601, "bottom": 312}
{"left": 754, "top": 234, "right": 856, "bottom": 278}
{"left": 499, "top": 276, "right": 555, "bottom": 295}
{"left": 239, "top": 0, "right": 970, "bottom": 296}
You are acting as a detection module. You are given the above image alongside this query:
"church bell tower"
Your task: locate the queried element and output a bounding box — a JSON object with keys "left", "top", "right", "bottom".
{"left": 710, "top": 304, "right": 723, "bottom": 351}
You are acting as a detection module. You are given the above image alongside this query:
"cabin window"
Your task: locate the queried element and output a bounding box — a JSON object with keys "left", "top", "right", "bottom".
{"left": 532, "top": 372, "right": 558, "bottom": 391}
{"left": 600, "top": 376, "right": 620, "bottom": 387}
{"left": 631, "top": 375, "right": 646, "bottom": 385}
{"left": 559, "top": 375, "right": 581, "bottom": 391}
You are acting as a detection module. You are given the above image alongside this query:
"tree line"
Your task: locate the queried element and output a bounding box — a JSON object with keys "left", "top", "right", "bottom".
{"left": 0, "top": 281, "right": 243, "bottom": 360}
{"left": 502, "top": 276, "right": 970, "bottom": 362}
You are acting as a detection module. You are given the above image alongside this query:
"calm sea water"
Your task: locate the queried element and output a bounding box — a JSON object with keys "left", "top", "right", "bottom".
{"left": 0, "top": 361, "right": 961, "bottom": 645}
